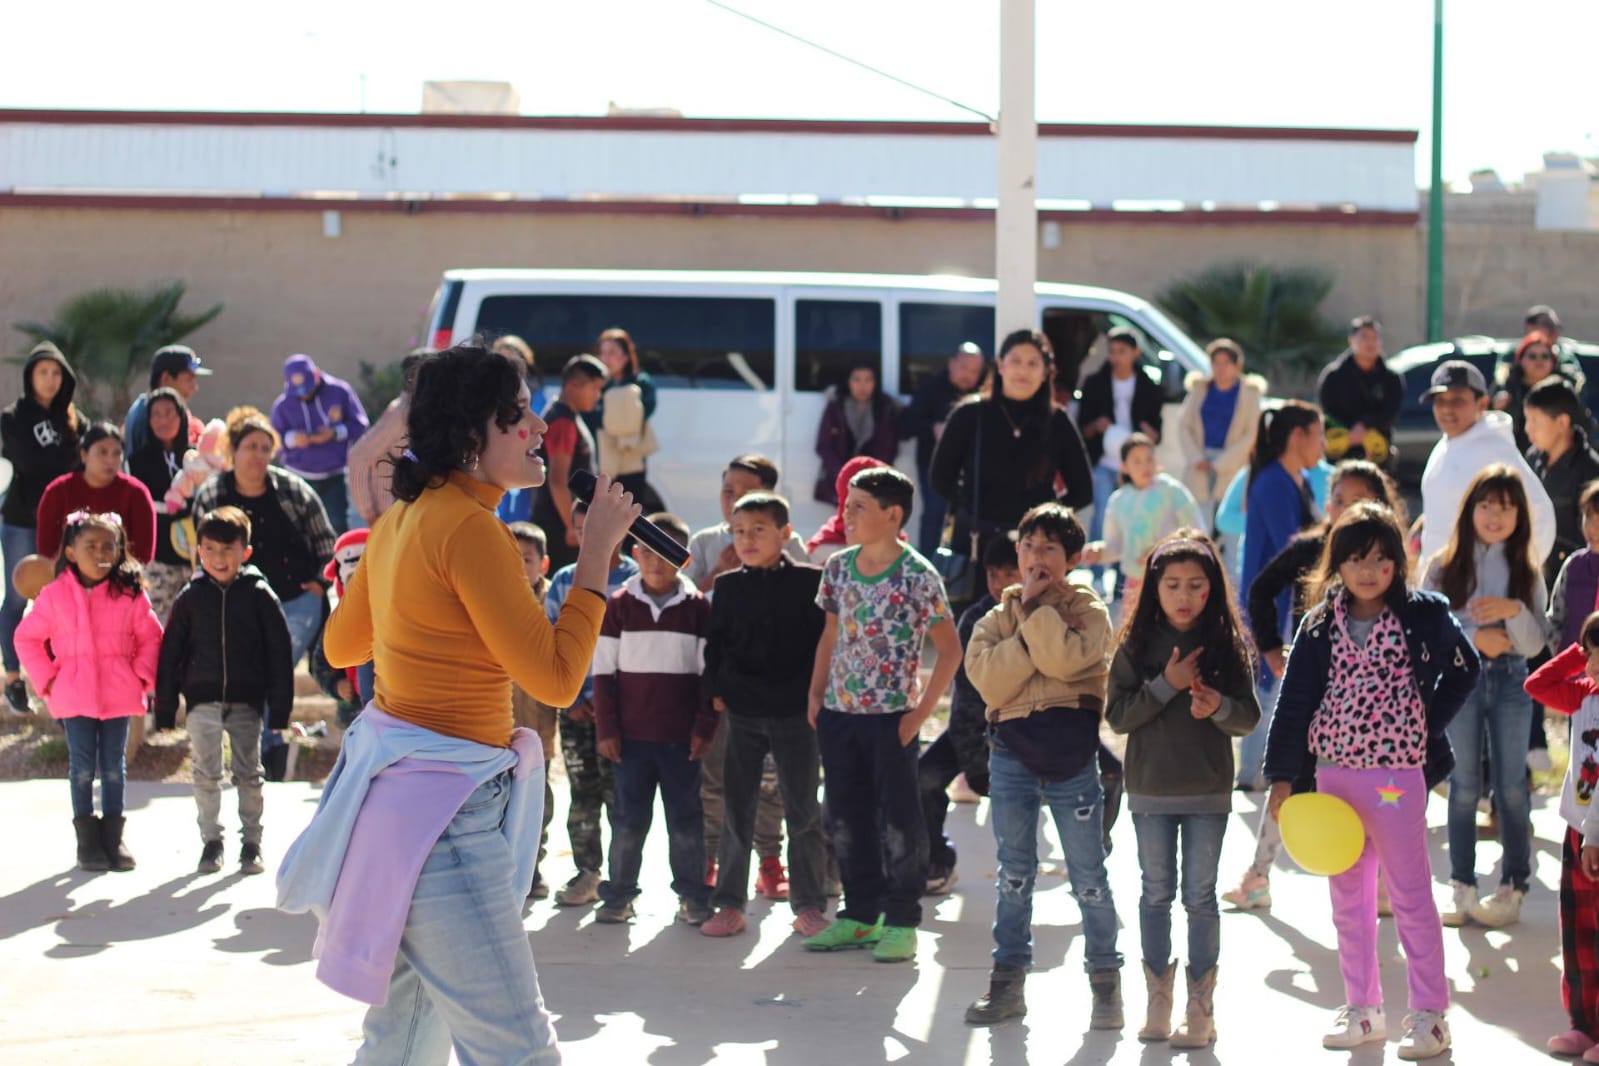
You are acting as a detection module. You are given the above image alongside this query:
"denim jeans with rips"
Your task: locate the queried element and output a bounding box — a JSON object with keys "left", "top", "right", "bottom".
{"left": 988, "top": 746, "right": 1122, "bottom": 972}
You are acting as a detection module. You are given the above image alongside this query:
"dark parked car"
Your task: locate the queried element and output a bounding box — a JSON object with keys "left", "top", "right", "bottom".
{"left": 1387, "top": 335, "right": 1599, "bottom": 487}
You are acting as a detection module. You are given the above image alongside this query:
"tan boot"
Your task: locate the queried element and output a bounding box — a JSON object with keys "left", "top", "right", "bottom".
{"left": 1169, "top": 966, "right": 1217, "bottom": 1048}
{"left": 1138, "top": 960, "right": 1176, "bottom": 1042}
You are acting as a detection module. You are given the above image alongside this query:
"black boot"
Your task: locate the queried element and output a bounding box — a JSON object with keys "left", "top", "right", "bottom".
{"left": 965, "top": 964, "right": 1027, "bottom": 1026}
{"left": 73, "top": 816, "right": 109, "bottom": 872}
{"left": 100, "top": 815, "right": 135, "bottom": 872}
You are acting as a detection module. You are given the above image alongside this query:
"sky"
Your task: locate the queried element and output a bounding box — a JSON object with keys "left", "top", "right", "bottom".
{"left": 5, "top": 0, "right": 1595, "bottom": 188}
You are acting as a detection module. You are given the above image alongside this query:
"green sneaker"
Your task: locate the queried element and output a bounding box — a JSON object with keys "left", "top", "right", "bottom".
{"left": 803, "top": 916, "right": 882, "bottom": 952}
{"left": 872, "top": 925, "right": 917, "bottom": 964}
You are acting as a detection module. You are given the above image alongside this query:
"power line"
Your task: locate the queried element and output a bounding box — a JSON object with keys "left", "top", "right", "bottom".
{"left": 703, "top": 0, "right": 995, "bottom": 124}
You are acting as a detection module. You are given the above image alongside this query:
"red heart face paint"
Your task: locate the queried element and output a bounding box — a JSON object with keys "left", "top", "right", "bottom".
{"left": 518, "top": 429, "right": 530, "bottom": 440}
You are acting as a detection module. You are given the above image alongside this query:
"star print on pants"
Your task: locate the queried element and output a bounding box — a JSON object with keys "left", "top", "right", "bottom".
{"left": 1375, "top": 778, "right": 1406, "bottom": 808}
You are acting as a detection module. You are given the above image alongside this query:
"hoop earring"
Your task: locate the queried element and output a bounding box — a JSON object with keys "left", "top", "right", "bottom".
{"left": 464, "top": 452, "right": 480, "bottom": 472}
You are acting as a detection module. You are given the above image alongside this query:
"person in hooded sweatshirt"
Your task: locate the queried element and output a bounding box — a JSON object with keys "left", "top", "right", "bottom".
{"left": 269, "top": 354, "right": 369, "bottom": 537}
{"left": 0, "top": 342, "right": 81, "bottom": 713}
{"left": 1418, "top": 360, "right": 1554, "bottom": 567}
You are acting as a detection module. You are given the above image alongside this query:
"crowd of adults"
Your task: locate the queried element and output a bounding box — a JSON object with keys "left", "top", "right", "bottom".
{"left": 1, "top": 304, "right": 1587, "bottom": 744}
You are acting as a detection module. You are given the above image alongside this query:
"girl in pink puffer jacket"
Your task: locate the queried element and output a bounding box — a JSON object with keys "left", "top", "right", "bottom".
{"left": 16, "top": 511, "right": 162, "bottom": 873}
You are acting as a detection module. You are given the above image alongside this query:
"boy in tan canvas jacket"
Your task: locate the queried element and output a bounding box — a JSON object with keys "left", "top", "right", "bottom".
{"left": 961, "top": 503, "right": 1123, "bottom": 1030}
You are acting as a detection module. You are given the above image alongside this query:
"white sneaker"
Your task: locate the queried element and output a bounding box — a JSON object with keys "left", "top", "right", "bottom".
{"left": 1469, "top": 884, "right": 1525, "bottom": 928}
{"left": 1440, "top": 881, "right": 1475, "bottom": 928}
{"left": 1398, "top": 1010, "right": 1450, "bottom": 1060}
{"left": 1322, "top": 1005, "right": 1387, "bottom": 1049}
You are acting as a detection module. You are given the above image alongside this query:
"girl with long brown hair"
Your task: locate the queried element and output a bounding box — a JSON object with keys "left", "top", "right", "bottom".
{"left": 1421, "top": 464, "right": 1549, "bottom": 930}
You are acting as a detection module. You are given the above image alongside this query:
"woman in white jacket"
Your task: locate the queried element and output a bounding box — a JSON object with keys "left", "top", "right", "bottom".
{"left": 1175, "top": 339, "right": 1265, "bottom": 527}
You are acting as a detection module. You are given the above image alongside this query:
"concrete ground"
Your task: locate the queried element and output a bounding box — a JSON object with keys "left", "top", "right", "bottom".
{"left": 0, "top": 774, "right": 1569, "bottom": 1066}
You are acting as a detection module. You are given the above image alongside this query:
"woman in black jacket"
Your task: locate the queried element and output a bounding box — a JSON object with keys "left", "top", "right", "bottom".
{"left": 930, "top": 329, "right": 1094, "bottom": 570}
{"left": 0, "top": 341, "right": 80, "bottom": 712}
{"left": 126, "top": 387, "right": 195, "bottom": 623}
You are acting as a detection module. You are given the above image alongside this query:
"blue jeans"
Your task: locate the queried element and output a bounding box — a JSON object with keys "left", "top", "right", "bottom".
{"left": 61, "top": 716, "right": 130, "bottom": 819}
{"left": 306, "top": 473, "right": 350, "bottom": 537}
{"left": 916, "top": 467, "right": 947, "bottom": 557}
{"left": 0, "top": 522, "right": 37, "bottom": 672}
{"left": 1237, "top": 674, "right": 1280, "bottom": 789}
{"left": 1446, "top": 654, "right": 1533, "bottom": 889}
{"left": 1132, "top": 812, "right": 1227, "bottom": 974}
{"left": 599, "top": 740, "right": 708, "bottom": 908}
{"left": 357, "top": 773, "right": 560, "bottom": 1066}
{"left": 264, "top": 588, "right": 326, "bottom": 757}
{"left": 1088, "top": 463, "right": 1121, "bottom": 588}
{"left": 988, "top": 746, "right": 1122, "bottom": 972}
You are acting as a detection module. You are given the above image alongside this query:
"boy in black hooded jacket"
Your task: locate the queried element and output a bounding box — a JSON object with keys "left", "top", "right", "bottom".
{"left": 156, "top": 506, "right": 294, "bottom": 874}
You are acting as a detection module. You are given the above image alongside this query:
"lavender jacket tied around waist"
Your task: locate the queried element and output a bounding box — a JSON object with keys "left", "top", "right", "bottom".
{"left": 275, "top": 705, "right": 545, "bottom": 1005}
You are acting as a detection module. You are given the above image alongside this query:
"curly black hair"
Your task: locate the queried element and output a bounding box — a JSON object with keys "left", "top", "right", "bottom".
{"left": 391, "top": 342, "right": 524, "bottom": 503}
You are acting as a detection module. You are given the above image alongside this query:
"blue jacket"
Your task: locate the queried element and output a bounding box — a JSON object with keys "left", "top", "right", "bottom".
{"left": 1242, "top": 462, "right": 1317, "bottom": 632}
{"left": 1264, "top": 588, "right": 1480, "bottom": 793}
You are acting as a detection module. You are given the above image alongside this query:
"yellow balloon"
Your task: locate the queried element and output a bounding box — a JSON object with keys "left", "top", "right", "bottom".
{"left": 1279, "top": 792, "right": 1366, "bottom": 876}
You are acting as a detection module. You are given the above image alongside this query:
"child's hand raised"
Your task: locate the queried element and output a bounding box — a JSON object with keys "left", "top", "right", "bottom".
{"left": 1163, "top": 646, "right": 1203, "bottom": 690}
{"left": 1189, "top": 680, "right": 1221, "bottom": 719}
{"left": 1020, "top": 565, "right": 1054, "bottom": 608}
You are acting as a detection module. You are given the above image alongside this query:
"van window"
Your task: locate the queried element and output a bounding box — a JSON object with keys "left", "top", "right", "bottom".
{"left": 899, "top": 303, "right": 994, "bottom": 396}
{"left": 474, "top": 295, "right": 776, "bottom": 390}
{"left": 795, "top": 300, "right": 882, "bottom": 393}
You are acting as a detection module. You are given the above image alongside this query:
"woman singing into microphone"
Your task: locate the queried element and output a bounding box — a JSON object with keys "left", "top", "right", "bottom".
{"left": 277, "top": 343, "right": 639, "bottom": 1064}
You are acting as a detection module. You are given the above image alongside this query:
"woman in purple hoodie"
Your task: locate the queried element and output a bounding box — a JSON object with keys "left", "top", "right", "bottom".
{"left": 269, "top": 354, "right": 369, "bottom": 536}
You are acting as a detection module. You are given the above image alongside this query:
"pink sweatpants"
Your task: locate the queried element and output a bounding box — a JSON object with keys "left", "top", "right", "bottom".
{"left": 1316, "top": 765, "right": 1449, "bottom": 1012}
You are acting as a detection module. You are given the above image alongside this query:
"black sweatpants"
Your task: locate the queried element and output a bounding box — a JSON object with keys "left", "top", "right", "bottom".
{"left": 817, "top": 709, "right": 928, "bottom": 928}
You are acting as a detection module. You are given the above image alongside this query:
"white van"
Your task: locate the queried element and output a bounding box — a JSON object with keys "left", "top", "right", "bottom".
{"left": 421, "top": 269, "right": 1211, "bottom": 535}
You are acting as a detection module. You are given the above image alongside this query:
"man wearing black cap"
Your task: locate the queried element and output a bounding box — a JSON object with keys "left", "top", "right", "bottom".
{"left": 123, "top": 344, "right": 211, "bottom": 457}
{"left": 1418, "top": 359, "right": 1554, "bottom": 564}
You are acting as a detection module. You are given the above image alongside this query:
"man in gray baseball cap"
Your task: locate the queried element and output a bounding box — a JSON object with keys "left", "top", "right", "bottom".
{"left": 1418, "top": 358, "right": 1553, "bottom": 563}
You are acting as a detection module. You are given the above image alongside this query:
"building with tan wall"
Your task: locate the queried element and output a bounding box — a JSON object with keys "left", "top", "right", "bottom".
{"left": 0, "top": 203, "right": 1435, "bottom": 415}
{"left": 3, "top": 110, "right": 1592, "bottom": 419}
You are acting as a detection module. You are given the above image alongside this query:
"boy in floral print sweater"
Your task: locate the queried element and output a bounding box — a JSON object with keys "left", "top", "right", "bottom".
{"left": 804, "top": 467, "right": 962, "bottom": 963}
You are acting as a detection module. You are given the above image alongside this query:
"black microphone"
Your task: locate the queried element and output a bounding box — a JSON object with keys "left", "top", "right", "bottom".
{"left": 567, "top": 469, "right": 690, "bottom": 569}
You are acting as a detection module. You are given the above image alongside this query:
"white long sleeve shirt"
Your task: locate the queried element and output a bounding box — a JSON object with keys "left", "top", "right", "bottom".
{"left": 1419, "top": 410, "right": 1555, "bottom": 566}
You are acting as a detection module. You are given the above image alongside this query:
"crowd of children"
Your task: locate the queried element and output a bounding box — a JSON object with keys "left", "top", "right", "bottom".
{"left": 25, "top": 337, "right": 1599, "bottom": 1064}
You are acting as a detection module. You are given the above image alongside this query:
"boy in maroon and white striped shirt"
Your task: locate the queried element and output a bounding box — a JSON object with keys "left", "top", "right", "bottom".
{"left": 591, "top": 513, "right": 720, "bottom": 926}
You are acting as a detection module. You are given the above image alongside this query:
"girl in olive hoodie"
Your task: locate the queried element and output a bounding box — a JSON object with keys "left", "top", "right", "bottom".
{"left": 1107, "top": 529, "right": 1259, "bottom": 1049}
{"left": 0, "top": 341, "right": 81, "bottom": 712}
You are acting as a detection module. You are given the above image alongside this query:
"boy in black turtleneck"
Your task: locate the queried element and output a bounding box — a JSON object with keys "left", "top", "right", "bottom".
{"left": 699, "top": 491, "right": 830, "bottom": 940}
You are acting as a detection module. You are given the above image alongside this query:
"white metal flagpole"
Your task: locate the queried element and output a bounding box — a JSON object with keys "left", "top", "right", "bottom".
{"left": 995, "top": 0, "right": 1038, "bottom": 353}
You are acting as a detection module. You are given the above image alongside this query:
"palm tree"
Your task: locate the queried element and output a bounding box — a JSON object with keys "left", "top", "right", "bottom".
{"left": 1156, "top": 264, "right": 1345, "bottom": 391}
{"left": 14, "top": 282, "right": 223, "bottom": 416}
